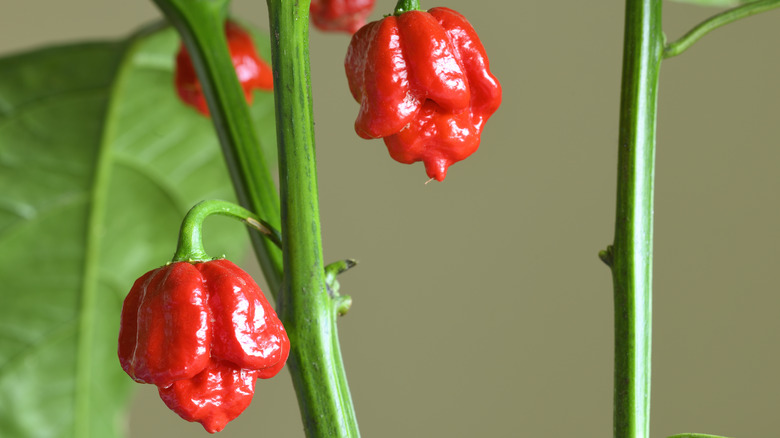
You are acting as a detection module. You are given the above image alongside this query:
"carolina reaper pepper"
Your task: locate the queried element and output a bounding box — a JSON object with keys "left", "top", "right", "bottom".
{"left": 310, "top": 0, "right": 376, "bottom": 34}
{"left": 345, "top": 6, "right": 501, "bottom": 181}
{"left": 175, "top": 20, "right": 273, "bottom": 116}
{"left": 118, "top": 259, "right": 289, "bottom": 433}
{"left": 118, "top": 201, "right": 288, "bottom": 433}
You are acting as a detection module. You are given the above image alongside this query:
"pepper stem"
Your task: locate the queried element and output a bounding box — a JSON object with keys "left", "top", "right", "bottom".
{"left": 608, "top": 1, "right": 662, "bottom": 437}
{"left": 394, "top": 0, "right": 421, "bottom": 15}
{"left": 171, "top": 199, "right": 282, "bottom": 262}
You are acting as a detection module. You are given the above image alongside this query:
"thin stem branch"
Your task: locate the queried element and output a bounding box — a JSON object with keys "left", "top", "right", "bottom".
{"left": 172, "top": 199, "right": 281, "bottom": 262}
{"left": 151, "top": 0, "right": 284, "bottom": 294}
{"left": 667, "top": 434, "right": 733, "bottom": 438}
{"left": 607, "top": 1, "right": 663, "bottom": 437}
{"left": 265, "top": 0, "right": 360, "bottom": 436}
{"left": 664, "top": 0, "right": 780, "bottom": 58}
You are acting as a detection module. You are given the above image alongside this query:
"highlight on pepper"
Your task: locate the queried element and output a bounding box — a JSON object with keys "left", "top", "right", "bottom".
{"left": 175, "top": 20, "right": 273, "bottom": 116}
{"left": 344, "top": 6, "right": 502, "bottom": 181}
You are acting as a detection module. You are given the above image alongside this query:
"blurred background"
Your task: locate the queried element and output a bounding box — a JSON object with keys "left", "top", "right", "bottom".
{"left": 2, "top": 1, "right": 779, "bottom": 437}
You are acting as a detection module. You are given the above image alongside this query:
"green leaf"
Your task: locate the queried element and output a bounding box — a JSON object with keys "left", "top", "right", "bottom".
{"left": 0, "top": 24, "right": 276, "bottom": 438}
{"left": 670, "top": 0, "right": 755, "bottom": 7}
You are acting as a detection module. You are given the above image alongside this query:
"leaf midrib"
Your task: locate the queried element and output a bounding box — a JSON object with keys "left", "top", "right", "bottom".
{"left": 72, "top": 38, "right": 137, "bottom": 438}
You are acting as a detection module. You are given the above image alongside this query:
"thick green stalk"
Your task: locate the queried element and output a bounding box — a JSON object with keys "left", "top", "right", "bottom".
{"left": 152, "top": 0, "right": 358, "bottom": 435}
{"left": 604, "top": 1, "right": 662, "bottom": 437}
{"left": 265, "top": 0, "right": 360, "bottom": 437}
{"left": 151, "top": 0, "right": 284, "bottom": 294}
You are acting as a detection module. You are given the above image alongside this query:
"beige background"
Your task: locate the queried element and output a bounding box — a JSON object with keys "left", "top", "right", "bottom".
{"left": 2, "top": 1, "right": 779, "bottom": 437}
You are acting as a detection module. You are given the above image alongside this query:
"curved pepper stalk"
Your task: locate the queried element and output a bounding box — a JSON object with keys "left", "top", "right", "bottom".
{"left": 345, "top": 7, "right": 501, "bottom": 181}
{"left": 118, "top": 200, "right": 289, "bottom": 433}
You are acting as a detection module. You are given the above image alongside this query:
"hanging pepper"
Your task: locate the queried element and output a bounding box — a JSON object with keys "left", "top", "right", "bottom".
{"left": 118, "top": 201, "right": 288, "bottom": 433}
{"left": 118, "top": 259, "right": 289, "bottom": 432}
{"left": 175, "top": 20, "right": 273, "bottom": 116}
{"left": 310, "top": 0, "right": 376, "bottom": 34}
{"left": 345, "top": 6, "right": 501, "bottom": 181}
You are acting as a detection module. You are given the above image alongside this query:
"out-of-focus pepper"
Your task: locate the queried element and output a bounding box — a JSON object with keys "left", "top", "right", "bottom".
{"left": 175, "top": 20, "right": 273, "bottom": 116}
{"left": 345, "top": 6, "right": 501, "bottom": 181}
{"left": 118, "top": 259, "right": 289, "bottom": 433}
{"left": 310, "top": 0, "right": 375, "bottom": 34}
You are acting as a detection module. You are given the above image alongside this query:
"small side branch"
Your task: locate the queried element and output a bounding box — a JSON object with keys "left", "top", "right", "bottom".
{"left": 664, "top": 0, "right": 780, "bottom": 58}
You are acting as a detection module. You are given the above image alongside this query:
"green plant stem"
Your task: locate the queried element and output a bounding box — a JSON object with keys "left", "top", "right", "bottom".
{"left": 265, "top": 0, "right": 360, "bottom": 436}
{"left": 664, "top": 0, "right": 780, "bottom": 58}
{"left": 153, "top": 0, "right": 359, "bottom": 435}
{"left": 394, "top": 0, "right": 421, "bottom": 14}
{"left": 151, "top": 0, "right": 284, "bottom": 294}
{"left": 171, "top": 199, "right": 281, "bottom": 262}
{"left": 607, "top": 1, "right": 662, "bottom": 438}
{"left": 152, "top": 0, "right": 358, "bottom": 435}
{"left": 667, "top": 434, "right": 733, "bottom": 438}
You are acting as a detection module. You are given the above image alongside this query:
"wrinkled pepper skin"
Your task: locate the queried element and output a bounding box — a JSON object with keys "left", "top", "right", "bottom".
{"left": 158, "top": 360, "right": 259, "bottom": 434}
{"left": 175, "top": 20, "right": 273, "bottom": 116}
{"left": 345, "top": 7, "right": 501, "bottom": 181}
{"left": 310, "top": 0, "right": 375, "bottom": 34}
{"left": 118, "top": 259, "right": 289, "bottom": 433}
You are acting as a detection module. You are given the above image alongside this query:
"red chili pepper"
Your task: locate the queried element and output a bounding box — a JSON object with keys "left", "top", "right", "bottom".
{"left": 310, "top": 0, "right": 375, "bottom": 34}
{"left": 175, "top": 20, "right": 273, "bottom": 116}
{"left": 118, "top": 259, "right": 289, "bottom": 433}
{"left": 158, "top": 359, "right": 259, "bottom": 434}
{"left": 345, "top": 7, "right": 501, "bottom": 181}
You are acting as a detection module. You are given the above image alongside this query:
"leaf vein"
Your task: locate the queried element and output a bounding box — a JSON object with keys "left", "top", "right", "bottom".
{"left": 0, "top": 86, "right": 110, "bottom": 128}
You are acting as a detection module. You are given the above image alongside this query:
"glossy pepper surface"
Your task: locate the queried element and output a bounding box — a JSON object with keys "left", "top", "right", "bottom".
{"left": 175, "top": 20, "right": 273, "bottom": 116}
{"left": 310, "top": 0, "right": 375, "bottom": 34}
{"left": 345, "top": 7, "right": 501, "bottom": 181}
{"left": 118, "top": 259, "right": 289, "bottom": 433}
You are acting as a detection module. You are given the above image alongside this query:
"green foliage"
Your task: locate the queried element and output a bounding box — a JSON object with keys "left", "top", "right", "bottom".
{"left": 0, "top": 25, "right": 276, "bottom": 437}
